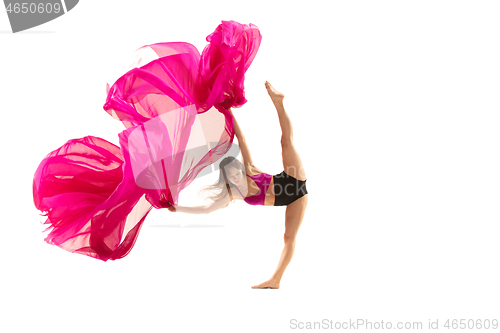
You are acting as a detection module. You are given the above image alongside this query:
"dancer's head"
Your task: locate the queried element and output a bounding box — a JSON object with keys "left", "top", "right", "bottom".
{"left": 199, "top": 156, "right": 244, "bottom": 204}
{"left": 219, "top": 156, "right": 245, "bottom": 187}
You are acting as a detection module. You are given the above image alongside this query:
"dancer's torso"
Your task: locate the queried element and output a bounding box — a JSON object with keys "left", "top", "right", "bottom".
{"left": 235, "top": 167, "right": 275, "bottom": 206}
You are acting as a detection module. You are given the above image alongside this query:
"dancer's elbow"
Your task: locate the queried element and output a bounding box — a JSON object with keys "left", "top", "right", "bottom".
{"left": 175, "top": 205, "right": 211, "bottom": 214}
{"left": 205, "top": 199, "right": 229, "bottom": 214}
{"left": 205, "top": 204, "right": 220, "bottom": 214}
{"left": 200, "top": 205, "right": 214, "bottom": 214}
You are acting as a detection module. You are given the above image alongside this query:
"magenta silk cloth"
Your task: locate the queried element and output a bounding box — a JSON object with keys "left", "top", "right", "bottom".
{"left": 32, "top": 21, "right": 262, "bottom": 261}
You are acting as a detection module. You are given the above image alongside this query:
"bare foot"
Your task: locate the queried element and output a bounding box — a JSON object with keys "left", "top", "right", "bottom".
{"left": 265, "top": 81, "right": 284, "bottom": 104}
{"left": 251, "top": 279, "right": 280, "bottom": 289}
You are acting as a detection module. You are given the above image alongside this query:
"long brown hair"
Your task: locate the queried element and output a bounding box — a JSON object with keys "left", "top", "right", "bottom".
{"left": 199, "top": 156, "right": 245, "bottom": 205}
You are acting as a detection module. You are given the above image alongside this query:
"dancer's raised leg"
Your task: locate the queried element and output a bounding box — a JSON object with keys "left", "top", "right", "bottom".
{"left": 265, "top": 81, "right": 306, "bottom": 181}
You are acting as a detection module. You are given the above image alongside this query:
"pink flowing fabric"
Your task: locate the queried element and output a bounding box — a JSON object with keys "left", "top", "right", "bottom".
{"left": 33, "top": 21, "right": 262, "bottom": 261}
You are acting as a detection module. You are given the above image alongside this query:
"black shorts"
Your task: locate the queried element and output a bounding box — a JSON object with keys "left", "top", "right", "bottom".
{"left": 273, "top": 171, "right": 308, "bottom": 206}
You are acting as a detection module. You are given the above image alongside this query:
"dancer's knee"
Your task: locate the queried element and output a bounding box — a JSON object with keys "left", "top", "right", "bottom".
{"left": 281, "top": 136, "right": 293, "bottom": 148}
{"left": 284, "top": 233, "right": 297, "bottom": 245}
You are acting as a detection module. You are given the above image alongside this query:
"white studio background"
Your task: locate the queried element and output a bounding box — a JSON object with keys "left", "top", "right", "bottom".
{"left": 1, "top": 1, "right": 499, "bottom": 332}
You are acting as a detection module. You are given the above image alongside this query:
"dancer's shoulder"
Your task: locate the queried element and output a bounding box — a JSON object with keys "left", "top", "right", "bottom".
{"left": 246, "top": 163, "right": 263, "bottom": 176}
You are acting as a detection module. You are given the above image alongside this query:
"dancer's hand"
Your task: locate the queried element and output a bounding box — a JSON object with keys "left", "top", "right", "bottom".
{"left": 167, "top": 205, "right": 176, "bottom": 212}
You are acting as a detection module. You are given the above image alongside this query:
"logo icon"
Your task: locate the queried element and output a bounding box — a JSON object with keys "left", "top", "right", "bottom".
{"left": 3, "top": 0, "right": 79, "bottom": 33}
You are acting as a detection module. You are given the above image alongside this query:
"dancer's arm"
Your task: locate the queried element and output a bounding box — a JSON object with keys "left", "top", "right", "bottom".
{"left": 170, "top": 194, "right": 231, "bottom": 214}
{"left": 229, "top": 108, "right": 255, "bottom": 168}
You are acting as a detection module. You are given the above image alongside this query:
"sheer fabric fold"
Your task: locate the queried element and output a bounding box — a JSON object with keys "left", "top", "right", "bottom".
{"left": 33, "top": 21, "right": 262, "bottom": 261}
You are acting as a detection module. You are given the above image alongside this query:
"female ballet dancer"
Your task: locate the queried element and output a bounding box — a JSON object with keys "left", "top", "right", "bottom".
{"left": 168, "top": 81, "right": 308, "bottom": 289}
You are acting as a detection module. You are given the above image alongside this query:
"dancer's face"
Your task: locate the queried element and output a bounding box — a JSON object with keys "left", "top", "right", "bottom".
{"left": 226, "top": 166, "right": 244, "bottom": 186}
